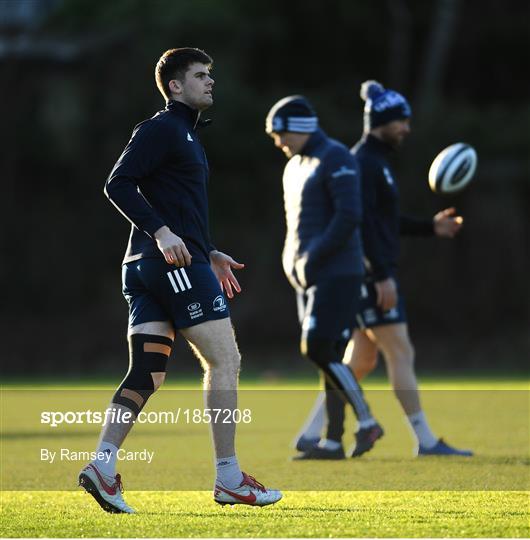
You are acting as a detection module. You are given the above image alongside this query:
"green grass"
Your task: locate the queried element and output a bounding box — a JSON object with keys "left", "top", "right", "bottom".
{"left": 1, "top": 491, "right": 528, "bottom": 538}
{"left": 2, "top": 371, "right": 529, "bottom": 390}
{"left": 1, "top": 374, "right": 529, "bottom": 537}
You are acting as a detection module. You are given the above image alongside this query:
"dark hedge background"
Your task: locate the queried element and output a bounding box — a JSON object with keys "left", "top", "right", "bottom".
{"left": 1, "top": 0, "right": 528, "bottom": 376}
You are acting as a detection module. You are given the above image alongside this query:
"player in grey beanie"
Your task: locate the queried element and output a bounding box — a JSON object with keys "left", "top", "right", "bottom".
{"left": 265, "top": 95, "right": 319, "bottom": 134}
{"left": 266, "top": 94, "right": 384, "bottom": 460}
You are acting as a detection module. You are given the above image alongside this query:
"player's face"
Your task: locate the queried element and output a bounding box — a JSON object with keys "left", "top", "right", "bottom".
{"left": 172, "top": 63, "right": 214, "bottom": 111}
{"left": 379, "top": 118, "right": 411, "bottom": 148}
{"left": 270, "top": 132, "right": 309, "bottom": 158}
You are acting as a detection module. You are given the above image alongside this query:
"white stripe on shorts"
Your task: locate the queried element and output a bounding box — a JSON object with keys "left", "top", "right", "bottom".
{"left": 172, "top": 269, "right": 185, "bottom": 291}
{"left": 180, "top": 268, "right": 192, "bottom": 290}
{"left": 167, "top": 271, "right": 180, "bottom": 294}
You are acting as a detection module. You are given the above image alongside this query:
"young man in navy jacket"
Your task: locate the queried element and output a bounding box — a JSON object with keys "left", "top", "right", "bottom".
{"left": 79, "top": 48, "right": 281, "bottom": 512}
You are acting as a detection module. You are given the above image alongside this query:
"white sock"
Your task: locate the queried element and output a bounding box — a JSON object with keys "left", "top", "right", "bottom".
{"left": 295, "top": 391, "right": 326, "bottom": 442}
{"left": 358, "top": 418, "right": 377, "bottom": 429}
{"left": 318, "top": 438, "right": 342, "bottom": 451}
{"left": 215, "top": 456, "right": 243, "bottom": 489}
{"left": 94, "top": 442, "right": 118, "bottom": 477}
{"left": 407, "top": 411, "right": 438, "bottom": 448}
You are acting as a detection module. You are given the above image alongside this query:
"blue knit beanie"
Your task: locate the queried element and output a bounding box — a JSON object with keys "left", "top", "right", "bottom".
{"left": 265, "top": 95, "right": 318, "bottom": 134}
{"left": 360, "top": 80, "right": 411, "bottom": 130}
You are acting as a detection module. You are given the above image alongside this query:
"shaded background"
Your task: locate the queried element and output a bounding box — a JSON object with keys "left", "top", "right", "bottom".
{"left": 1, "top": 0, "right": 528, "bottom": 376}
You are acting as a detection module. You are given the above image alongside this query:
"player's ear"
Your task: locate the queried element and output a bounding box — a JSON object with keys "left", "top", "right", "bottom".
{"left": 169, "top": 79, "right": 182, "bottom": 95}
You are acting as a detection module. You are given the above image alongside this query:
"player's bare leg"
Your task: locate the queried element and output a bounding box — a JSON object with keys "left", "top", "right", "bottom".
{"left": 348, "top": 323, "right": 436, "bottom": 448}
{"left": 347, "top": 329, "right": 379, "bottom": 381}
{"left": 180, "top": 318, "right": 240, "bottom": 458}
{"left": 363, "top": 324, "right": 421, "bottom": 415}
{"left": 351, "top": 324, "right": 472, "bottom": 455}
{"left": 79, "top": 320, "right": 174, "bottom": 513}
{"left": 181, "top": 318, "right": 282, "bottom": 505}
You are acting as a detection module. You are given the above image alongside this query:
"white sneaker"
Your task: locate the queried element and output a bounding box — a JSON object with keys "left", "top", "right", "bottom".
{"left": 214, "top": 472, "right": 282, "bottom": 507}
{"left": 78, "top": 463, "right": 135, "bottom": 514}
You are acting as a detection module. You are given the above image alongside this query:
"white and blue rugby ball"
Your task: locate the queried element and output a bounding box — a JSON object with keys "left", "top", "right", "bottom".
{"left": 428, "top": 143, "right": 477, "bottom": 194}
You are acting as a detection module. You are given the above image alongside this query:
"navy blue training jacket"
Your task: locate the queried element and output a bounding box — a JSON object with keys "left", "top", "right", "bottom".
{"left": 351, "top": 134, "right": 434, "bottom": 281}
{"left": 105, "top": 100, "right": 214, "bottom": 264}
{"left": 282, "top": 129, "right": 364, "bottom": 290}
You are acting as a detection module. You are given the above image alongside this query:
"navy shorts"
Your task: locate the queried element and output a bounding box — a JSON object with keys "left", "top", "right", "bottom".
{"left": 122, "top": 258, "right": 230, "bottom": 330}
{"left": 296, "top": 276, "right": 363, "bottom": 341}
{"left": 355, "top": 277, "right": 407, "bottom": 329}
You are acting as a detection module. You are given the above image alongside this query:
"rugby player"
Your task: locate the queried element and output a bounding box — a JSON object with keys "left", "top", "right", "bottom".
{"left": 78, "top": 48, "right": 282, "bottom": 512}
{"left": 266, "top": 96, "right": 383, "bottom": 460}
{"left": 294, "top": 81, "right": 473, "bottom": 458}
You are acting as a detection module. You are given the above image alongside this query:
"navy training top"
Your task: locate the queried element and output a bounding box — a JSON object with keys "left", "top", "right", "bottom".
{"left": 351, "top": 134, "right": 434, "bottom": 281}
{"left": 282, "top": 129, "right": 364, "bottom": 290}
{"left": 105, "top": 100, "right": 214, "bottom": 264}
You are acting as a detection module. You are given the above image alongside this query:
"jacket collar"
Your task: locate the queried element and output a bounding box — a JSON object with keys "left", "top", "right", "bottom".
{"left": 299, "top": 129, "right": 327, "bottom": 156}
{"left": 363, "top": 133, "right": 393, "bottom": 155}
{"left": 166, "top": 100, "right": 210, "bottom": 129}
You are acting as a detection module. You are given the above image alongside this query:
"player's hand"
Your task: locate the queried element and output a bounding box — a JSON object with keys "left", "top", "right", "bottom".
{"left": 374, "top": 277, "right": 398, "bottom": 312}
{"left": 433, "top": 207, "right": 463, "bottom": 238}
{"left": 294, "top": 255, "right": 310, "bottom": 289}
{"left": 210, "top": 250, "right": 245, "bottom": 299}
{"left": 154, "top": 226, "right": 192, "bottom": 267}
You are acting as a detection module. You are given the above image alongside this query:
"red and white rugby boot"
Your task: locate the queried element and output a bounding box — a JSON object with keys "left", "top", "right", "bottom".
{"left": 214, "top": 472, "right": 282, "bottom": 507}
{"left": 78, "top": 463, "right": 135, "bottom": 514}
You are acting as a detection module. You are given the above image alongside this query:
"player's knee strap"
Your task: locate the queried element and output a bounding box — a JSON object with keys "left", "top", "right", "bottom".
{"left": 112, "top": 333, "right": 173, "bottom": 416}
{"left": 301, "top": 335, "right": 337, "bottom": 369}
{"left": 334, "top": 336, "right": 349, "bottom": 360}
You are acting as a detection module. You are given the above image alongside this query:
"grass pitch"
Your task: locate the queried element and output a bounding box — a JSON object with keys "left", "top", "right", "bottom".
{"left": 1, "top": 490, "right": 528, "bottom": 538}
{"left": 1, "top": 374, "right": 528, "bottom": 537}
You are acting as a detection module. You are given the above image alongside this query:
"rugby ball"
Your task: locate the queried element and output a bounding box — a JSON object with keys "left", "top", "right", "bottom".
{"left": 428, "top": 143, "right": 477, "bottom": 194}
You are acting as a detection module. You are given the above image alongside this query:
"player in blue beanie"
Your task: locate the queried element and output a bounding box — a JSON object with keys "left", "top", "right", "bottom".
{"left": 361, "top": 80, "right": 412, "bottom": 130}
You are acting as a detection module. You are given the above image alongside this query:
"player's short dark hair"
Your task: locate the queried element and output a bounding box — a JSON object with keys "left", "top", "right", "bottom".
{"left": 155, "top": 48, "right": 213, "bottom": 100}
